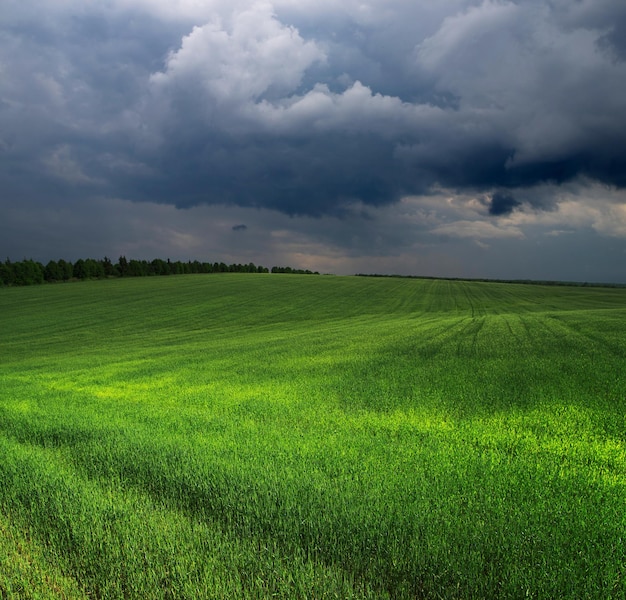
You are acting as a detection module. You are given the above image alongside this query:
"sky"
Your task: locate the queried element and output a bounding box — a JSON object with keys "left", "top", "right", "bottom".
{"left": 1, "top": 0, "right": 626, "bottom": 282}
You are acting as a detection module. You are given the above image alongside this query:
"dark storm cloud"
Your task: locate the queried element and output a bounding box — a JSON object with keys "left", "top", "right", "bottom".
{"left": 130, "top": 128, "right": 412, "bottom": 216}
{"left": 488, "top": 192, "right": 521, "bottom": 216}
{"left": 232, "top": 224, "right": 247, "bottom": 231}
{"left": 2, "top": 0, "right": 626, "bottom": 220}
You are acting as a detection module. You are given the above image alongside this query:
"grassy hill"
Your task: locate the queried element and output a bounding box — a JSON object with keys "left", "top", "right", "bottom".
{"left": 1, "top": 274, "right": 625, "bottom": 598}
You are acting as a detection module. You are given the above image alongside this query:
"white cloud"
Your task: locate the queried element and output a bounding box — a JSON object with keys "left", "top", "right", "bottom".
{"left": 537, "top": 199, "right": 626, "bottom": 238}
{"left": 490, "top": 181, "right": 626, "bottom": 237}
{"left": 252, "top": 81, "right": 443, "bottom": 135}
{"left": 416, "top": 0, "right": 521, "bottom": 73}
{"left": 150, "top": 3, "right": 324, "bottom": 105}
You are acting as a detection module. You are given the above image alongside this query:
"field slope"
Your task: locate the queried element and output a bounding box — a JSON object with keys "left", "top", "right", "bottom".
{"left": 0, "top": 275, "right": 625, "bottom": 599}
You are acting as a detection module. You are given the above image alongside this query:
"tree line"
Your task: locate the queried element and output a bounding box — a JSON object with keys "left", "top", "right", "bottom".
{"left": 355, "top": 273, "right": 624, "bottom": 288}
{"left": 0, "top": 257, "right": 319, "bottom": 286}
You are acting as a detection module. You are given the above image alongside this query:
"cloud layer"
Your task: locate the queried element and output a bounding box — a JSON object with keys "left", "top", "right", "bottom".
{"left": 1, "top": 0, "right": 626, "bottom": 280}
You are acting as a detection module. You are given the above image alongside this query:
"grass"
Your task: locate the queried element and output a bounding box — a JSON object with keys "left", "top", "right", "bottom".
{"left": 0, "top": 274, "right": 625, "bottom": 598}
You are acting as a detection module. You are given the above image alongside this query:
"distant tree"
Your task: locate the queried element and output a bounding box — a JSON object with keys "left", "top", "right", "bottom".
{"left": 127, "top": 259, "right": 147, "bottom": 277}
{"left": 190, "top": 260, "right": 205, "bottom": 274}
{"left": 73, "top": 259, "right": 87, "bottom": 280}
{"left": 13, "top": 259, "right": 44, "bottom": 285}
{"left": 0, "top": 259, "right": 12, "bottom": 285}
{"left": 151, "top": 258, "right": 169, "bottom": 275}
{"left": 167, "top": 260, "right": 181, "bottom": 275}
{"left": 44, "top": 260, "right": 63, "bottom": 282}
{"left": 84, "top": 258, "right": 105, "bottom": 279}
{"left": 271, "top": 265, "right": 317, "bottom": 275}
{"left": 101, "top": 256, "right": 116, "bottom": 277}
{"left": 57, "top": 259, "right": 73, "bottom": 281}
{"left": 32, "top": 260, "right": 45, "bottom": 284}
{"left": 117, "top": 256, "right": 129, "bottom": 277}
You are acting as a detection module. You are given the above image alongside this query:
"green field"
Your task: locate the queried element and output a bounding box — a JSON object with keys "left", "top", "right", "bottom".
{"left": 0, "top": 274, "right": 625, "bottom": 599}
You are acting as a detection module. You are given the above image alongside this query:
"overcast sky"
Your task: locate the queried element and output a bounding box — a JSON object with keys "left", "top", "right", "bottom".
{"left": 2, "top": 0, "right": 626, "bottom": 281}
